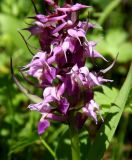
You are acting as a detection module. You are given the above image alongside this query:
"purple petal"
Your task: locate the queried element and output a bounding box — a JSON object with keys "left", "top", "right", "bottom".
{"left": 80, "top": 66, "right": 89, "bottom": 76}
{"left": 36, "top": 14, "right": 66, "bottom": 25}
{"left": 98, "top": 77, "right": 113, "bottom": 84}
{"left": 93, "top": 50, "right": 108, "bottom": 61}
{"left": 43, "top": 87, "right": 55, "bottom": 102}
{"left": 78, "top": 21, "right": 95, "bottom": 31}
{"left": 38, "top": 119, "right": 50, "bottom": 134}
{"left": 36, "top": 14, "right": 48, "bottom": 23}
{"left": 57, "top": 83, "right": 65, "bottom": 98}
{"left": 57, "top": 3, "right": 90, "bottom": 12}
{"left": 46, "top": 113, "right": 67, "bottom": 122}
{"left": 52, "top": 22, "right": 67, "bottom": 34}
{"left": 62, "top": 41, "right": 69, "bottom": 53}
{"left": 71, "top": 3, "right": 90, "bottom": 11}
{"left": 59, "top": 97, "right": 69, "bottom": 114}
{"left": 68, "top": 29, "right": 77, "bottom": 38}
{"left": 84, "top": 41, "right": 107, "bottom": 61}
{"left": 64, "top": 36, "right": 77, "bottom": 53}
{"left": 48, "top": 14, "right": 67, "bottom": 22}
{"left": 72, "top": 64, "right": 79, "bottom": 72}
{"left": 83, "top": 100, "right": 99, "bottom": 123}
{"left": 89, "top": 73, "right": 100, "bottom": 86}
{"left": 28, "top": 101, "right": 52, "bottom": 113}
{"left": 77, "top": 29, "right": 86, "bottom": 38}
{"left": 67, "top": 29, "right": 82, "bottom": 44}
{"left": 24, "top": 26, "right": 43, "bottom": 35}
{"left": 42, "top": 66, "right": 56, "bottom": 84}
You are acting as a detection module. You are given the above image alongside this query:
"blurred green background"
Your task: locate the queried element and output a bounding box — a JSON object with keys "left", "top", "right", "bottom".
{"left": 0, "top": 0, "right": 132, "bottom": 160}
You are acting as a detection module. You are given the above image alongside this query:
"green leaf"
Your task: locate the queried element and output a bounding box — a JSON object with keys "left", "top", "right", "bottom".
{"left": 0, "top": 14, "right": 28, "bottom": 51}
{"left": 87, "top": 63, "right": 132, "bottom": 160}
{"left": 106, "top": 29, "right": 127, "bottom": 46}
{"left": 124, "top": 89, "right": 132, "bottom": 113}
{"left": 40, "top": 136, "right": 58, "bottom": 160}
{"left": 95, "top": 29, "right": 132, "bottom": 62}
{"left": 118, "top": 43, "right": 132, "bottom": 62}
{"left": 95, "top": 86, "right": 119, "bottom": 106}
{"left": 94, "top": 86, "right": 119, "bottom": 115}
{"left": 98, "top": 0, "right": 121, "bottom": 25}
{"left": 80, "top": 130, "right": 91, "bottom": 160}
{"left": 9, "top": 133, "right": 39, "bottom": 155}
{"left": 55, "top": 127, "right": 71, "bottom": 160}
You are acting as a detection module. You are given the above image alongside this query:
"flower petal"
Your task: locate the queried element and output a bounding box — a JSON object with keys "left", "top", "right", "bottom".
{"left": 57, "top": 3, "right": 90, "bottom": 12}
{"left": 59, "top": 97, "right": 69, "bottom": 114}
{"left": 38, "top": 119, "right": 50, "bottom": 134}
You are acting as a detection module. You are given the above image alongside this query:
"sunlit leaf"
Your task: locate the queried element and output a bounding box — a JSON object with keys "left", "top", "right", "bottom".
{"left": 87, "top": 63, "right": 132, "bottom": 160}
{"left": 95, "top": 86, "right": 119, "bottom": 106}
{"left": 95, "top": 29, "right": 132, "bottom": 62}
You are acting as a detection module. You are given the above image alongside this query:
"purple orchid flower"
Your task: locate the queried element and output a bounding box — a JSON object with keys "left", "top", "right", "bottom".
{"left": 38, "top": 118, "right": 50, "bottom": 135}
{"left": 23, "top": 52, "right": 57, "bottom": 86}
{"left": 82, "top": 100, "right": 99, "bottom": 124}
{"left": 84, "top": 41, "right": 107, "bottom": 61}
{"left": 70, "top": 64, "right": 112, "bottom": 89}
{"left": 20, "top": 0, "right": 112, "bottom": 134}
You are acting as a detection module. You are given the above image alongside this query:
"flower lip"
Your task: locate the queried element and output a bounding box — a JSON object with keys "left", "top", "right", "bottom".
{"left": 82, "top": 100, "right": 99, "bottom": 124}
{"left": 38, "top": 118, "right": 50, "bottom": 135}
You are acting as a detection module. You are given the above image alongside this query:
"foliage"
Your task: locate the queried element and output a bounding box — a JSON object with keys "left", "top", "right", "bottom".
{"left": 0, "top": 0, "right": 132, "bottom": 160}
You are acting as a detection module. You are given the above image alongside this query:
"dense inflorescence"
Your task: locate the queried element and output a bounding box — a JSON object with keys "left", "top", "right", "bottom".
{"left": 23, "top": 0, "right": 111, "bottom": 134}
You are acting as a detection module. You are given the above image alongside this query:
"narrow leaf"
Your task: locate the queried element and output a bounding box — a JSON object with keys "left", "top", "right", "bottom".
{"left": 87, "top": 63, "right": 132, "bottom": 160}
{"left": 9, "top": 133, "right": 38, "bottom": 155}
{"left": 40, "top": 136, "right": 58, "bottom": 160}
{"left": 98, "top": 0, "right": 121, "bottom": 25}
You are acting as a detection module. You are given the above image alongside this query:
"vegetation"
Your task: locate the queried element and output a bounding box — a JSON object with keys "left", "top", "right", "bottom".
{"left": 0, "top": 0, "right": 132, "bottom": 159}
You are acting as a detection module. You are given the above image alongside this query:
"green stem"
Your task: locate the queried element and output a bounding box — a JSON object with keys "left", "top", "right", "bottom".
{"left": 40, "top": 136, "right": 57, "bottom": 160}
{"left": 98, "top": 0, "right": 121, "bottom": 25}
{"left": 69, "top": 112, "right": 80, "bottom": 160}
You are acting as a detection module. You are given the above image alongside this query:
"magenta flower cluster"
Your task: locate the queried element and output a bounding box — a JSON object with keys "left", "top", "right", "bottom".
{"left": 23, "top": 0, "right": 111, "bottom": 134}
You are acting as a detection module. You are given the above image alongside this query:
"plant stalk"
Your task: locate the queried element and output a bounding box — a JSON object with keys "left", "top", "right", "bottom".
{"left": 98, "top": 0, "right": 121, "bottom": 25}
{"left": 69, "top": 112, "right": 80, "bottom": 160}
